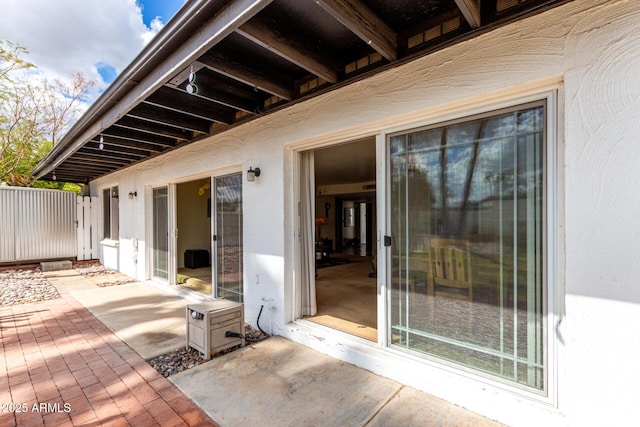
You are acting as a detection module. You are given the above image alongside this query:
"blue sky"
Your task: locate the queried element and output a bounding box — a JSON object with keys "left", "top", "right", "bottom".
{"left": 138, "top": 0, "right": 186, "bottom": 27}
{"left": 92, "top": 0, "right": 186, "bottom": 84}
{"left": 0, "top": 0, "right": 187, "bottom": 101}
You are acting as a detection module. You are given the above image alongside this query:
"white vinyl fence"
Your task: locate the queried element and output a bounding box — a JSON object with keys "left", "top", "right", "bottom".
{"left": 76, "top": 195, "right": 99, "bottom": 261}
{"left": 0, "top": 187, "right": 98, "bottom": 263}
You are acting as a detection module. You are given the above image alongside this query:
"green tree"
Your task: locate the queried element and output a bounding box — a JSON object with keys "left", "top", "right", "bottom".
{"left": 0, "top": 40, "right": 95, "bottom": 191}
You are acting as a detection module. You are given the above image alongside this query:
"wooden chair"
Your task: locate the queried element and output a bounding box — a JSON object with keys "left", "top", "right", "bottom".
{"left": 426, "top": 238, "right": 472, "bottom": 301}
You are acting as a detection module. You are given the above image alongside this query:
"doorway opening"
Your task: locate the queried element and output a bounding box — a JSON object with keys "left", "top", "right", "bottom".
{"left": 303, "top": 138, "right": 378, "bottom": 341}
{"left": 176, "top": 179, "right": 213, "bottom": 296}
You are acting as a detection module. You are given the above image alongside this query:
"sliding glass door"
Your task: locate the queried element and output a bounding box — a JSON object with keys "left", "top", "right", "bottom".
{"left": 213, "top": 173, "right": 243, "bottom": 302}
{"left": 388, "top": 102, "right": 546, "bottom": 391}
{"left": 152, "top": 186, "right": 169, "bottom": 281}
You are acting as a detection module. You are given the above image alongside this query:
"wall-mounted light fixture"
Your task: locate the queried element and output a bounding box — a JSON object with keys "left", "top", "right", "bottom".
{"left": 99, "top": 134, "right": 104, "bottom": 150}
{"left": 52, "top": 170, "right": 57, "bottom": 181}
{"left": 247, "top": 167, "right": 261, "bottom": 182}
{"left": 128, "top": 191, "right": 137, "bottom": 199}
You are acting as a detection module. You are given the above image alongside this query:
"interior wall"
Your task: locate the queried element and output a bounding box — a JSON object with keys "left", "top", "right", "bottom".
{"left": 315, "top": 195, "right": 336, "bottom": 250}
{"left": 176, "top": 180, "right": 211, "bottom": 269}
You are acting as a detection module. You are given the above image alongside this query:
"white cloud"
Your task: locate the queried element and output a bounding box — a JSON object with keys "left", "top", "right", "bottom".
{"left": 0, "top": 0, "right": 164, "bottom": 103}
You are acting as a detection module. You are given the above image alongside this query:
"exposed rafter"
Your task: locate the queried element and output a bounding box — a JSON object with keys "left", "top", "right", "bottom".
{"left": 94, "top": 136, "right": 166, "bottom": 153}
{"left": 126, "top": 104, "right": 212, "bottom": 134}
{"left": 34, "top": 0, "right": 273, "bottom": 177}
{"left": 199, "top": 51, "right": 293, "bottom": 100}
{"left": 455, "top": 0, "right": 482, "bottom": 28}
{"left": 78, "top": 148, "right": 146, "bottom": 161}
{"left": 314, "top": 0, "right": 397, "bottom": 61}
{"left": 112, "top": 117, "right": 193, "bottom": 141}
{"left": 30, "top": 0, "right": 570, "bottom": 183}
{"left": 169, "top": 71, "right": 262, "bottom": 113}
{"left": 84, "top": 141, "right": 151, "bottom": 158}
{"left": 101, "top": 127, "right": 176, "bottom": 147}
{"left": 145, "top": 87, "right": 235, "bottom": 124}
{"left": 236, "top": 20, "right": 338, "bottom": 83}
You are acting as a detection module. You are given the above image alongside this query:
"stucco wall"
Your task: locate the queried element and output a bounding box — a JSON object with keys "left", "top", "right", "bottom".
{"left": 90, "top": 0, "right": 640, "bottom": 424}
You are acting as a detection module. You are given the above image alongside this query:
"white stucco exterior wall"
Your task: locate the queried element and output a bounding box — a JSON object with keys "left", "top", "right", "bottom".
{"left": 89, "top": 0, "right": 640, "bottom": 425}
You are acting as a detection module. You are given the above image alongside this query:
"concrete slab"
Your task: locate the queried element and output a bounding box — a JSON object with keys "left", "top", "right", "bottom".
{"left": 368, "top": 385, "right": 502, "bottom": 427}
{"left": 68, "top": 282, "right": 191, "bottom": 359}
{"left": 43, "top": 269, "right": 505, "bottom": 426}
{"left": 170, "top": 336, "right": 401, "bottom": 427}
{"left": 170, "top": 336, "right": 503, "bottom": 427}
{"left": 44, "top": 269, "right": 101, "bottom": 295}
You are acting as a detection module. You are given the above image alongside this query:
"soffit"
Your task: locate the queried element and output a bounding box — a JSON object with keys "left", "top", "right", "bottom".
{"left": 33, "top": 0, "right": 572, "bottom": 183}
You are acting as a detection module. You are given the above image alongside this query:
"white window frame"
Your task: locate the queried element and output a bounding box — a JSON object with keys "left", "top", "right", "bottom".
{"left": 378, "top": 88, "right": 560, "bottom": 405}
{"left": 102, "top": 185, "right": 119, "bottom": 241}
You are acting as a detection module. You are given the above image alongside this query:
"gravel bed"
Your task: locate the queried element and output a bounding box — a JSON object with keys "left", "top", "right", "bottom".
{"left": 75, "top": 262, "right": 137, "bottom": 287}
{"left": 0, "top": 268, "right": 61, "bottom": 306}
{"left": 74, "top": 262, "right": 119, "bottom": 277}
{"left": 149, "top": 325, "right": 269, "bottom": 377}
{"left": 2, "top": 263, "right": 268, "bottom": 378}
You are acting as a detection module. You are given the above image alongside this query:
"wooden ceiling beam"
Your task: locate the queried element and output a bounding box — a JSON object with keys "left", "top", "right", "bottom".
{"left": 78, "top": 147, "right": 146, "bottom": 161}
{"left": 56, "top": 166, "right": 113, "bottom": 175}
{"left": 314, "top": 0, "right": 397, "bottom": 61}
{"left": 94, "top": 135, "right": 166, "bottom": 153}
{"left": 199, "top": 51, "right": 293, "bottom": 100}
{"left": 113, "top": 117, "right": 193, "bottom": 141}
{"left": 167, "top": 67, "right": 264, "bottom": 113}
{"left": 165, "top": 81, "right": 260, "bottom": 114}
{"left": 145, "top": 86, "right": 235, "bottom": 124}
{"left": 455, "top": 0, "right": 481, "bottom": 28}
{"left": 69, "top": 154, "right": 132, "bottom": 166}
{"left": 126, "top": 104, "right": 211, "bottom": 134}
{"left": 102, "top": 126, "right": 176, "bottom": 147}
{"left": 43, "top": 172, "right": 90, "bottom": 182}
{"left": 56, "top": 162, "right": 115, "bottom": 173}
{"left": 236, "top": 20, "right": 338, "bottom": 83}
{"left": 84, "top": 141, "right": 151, "bottom": 157}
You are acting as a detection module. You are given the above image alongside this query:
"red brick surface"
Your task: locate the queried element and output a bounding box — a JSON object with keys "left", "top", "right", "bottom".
{"left": 0, "top": 295, "right": 218, "bottom": 427}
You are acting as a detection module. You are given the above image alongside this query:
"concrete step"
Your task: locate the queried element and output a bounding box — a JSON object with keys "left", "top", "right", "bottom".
{"left": 40, "top": 260, "right": 73, "bottom": 272}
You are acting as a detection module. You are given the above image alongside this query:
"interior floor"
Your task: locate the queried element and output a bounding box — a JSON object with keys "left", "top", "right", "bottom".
{"left": 308, "top": 254, "right": 377, "bottom": 341}
{"left": 177, "top": 266, "right": 212, "bottom": 296}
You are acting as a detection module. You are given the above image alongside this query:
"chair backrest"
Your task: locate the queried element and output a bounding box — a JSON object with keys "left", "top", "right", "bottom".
{"left": 427, "top": 238, "right": 472, "bottom": 301}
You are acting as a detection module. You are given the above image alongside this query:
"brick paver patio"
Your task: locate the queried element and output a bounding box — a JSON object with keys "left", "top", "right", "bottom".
{"left": 0, "top": 293, "right": 218, "bottom": 426}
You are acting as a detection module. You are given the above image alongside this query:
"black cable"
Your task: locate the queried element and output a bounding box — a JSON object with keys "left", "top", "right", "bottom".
{"left": 257, "top": 304, "right": 268, "bottom": 335}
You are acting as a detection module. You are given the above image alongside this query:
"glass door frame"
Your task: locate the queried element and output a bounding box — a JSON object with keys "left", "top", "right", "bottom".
{"left": 150, "top": 184, "right": 175, "bottom": 284}
{"left": 211, "top": 170, "right": 244, "bottom": 302}
{"left": 379, "top": 89, "right": 559, "bottom": 404}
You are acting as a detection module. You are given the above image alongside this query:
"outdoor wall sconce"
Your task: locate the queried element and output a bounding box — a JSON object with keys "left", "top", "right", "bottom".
{"left": 99, "top": 135, "right": 104, "bottom": 150}
{"left": 247, "top": 167, "right": 261, "bottom": 182}
{"left": 128, "top": 191, "right": 137, "bottom": 199}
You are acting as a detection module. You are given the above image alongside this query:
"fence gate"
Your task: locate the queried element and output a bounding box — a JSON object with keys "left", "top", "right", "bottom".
{"left": 77, "top": 196, "right": 99, "bottom": 261}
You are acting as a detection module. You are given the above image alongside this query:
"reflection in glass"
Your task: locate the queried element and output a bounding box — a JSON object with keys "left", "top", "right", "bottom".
{"left": 389, "top": 104, "right": 545, "bottom": 390}
{"left": 153, "top": 187, "right": 169, "bottom": 280}
{"left": 215, "top": 174, "right": 243, "bottom": 303}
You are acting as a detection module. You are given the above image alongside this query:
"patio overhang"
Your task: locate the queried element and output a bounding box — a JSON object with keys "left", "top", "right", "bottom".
{"left": 33, "top": 0, "right": 572, "bottom": 183}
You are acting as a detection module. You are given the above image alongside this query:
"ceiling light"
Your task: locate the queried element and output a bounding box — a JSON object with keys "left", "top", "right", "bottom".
{"left": 186, "top": 66, "right": 198, "bottom": 94}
